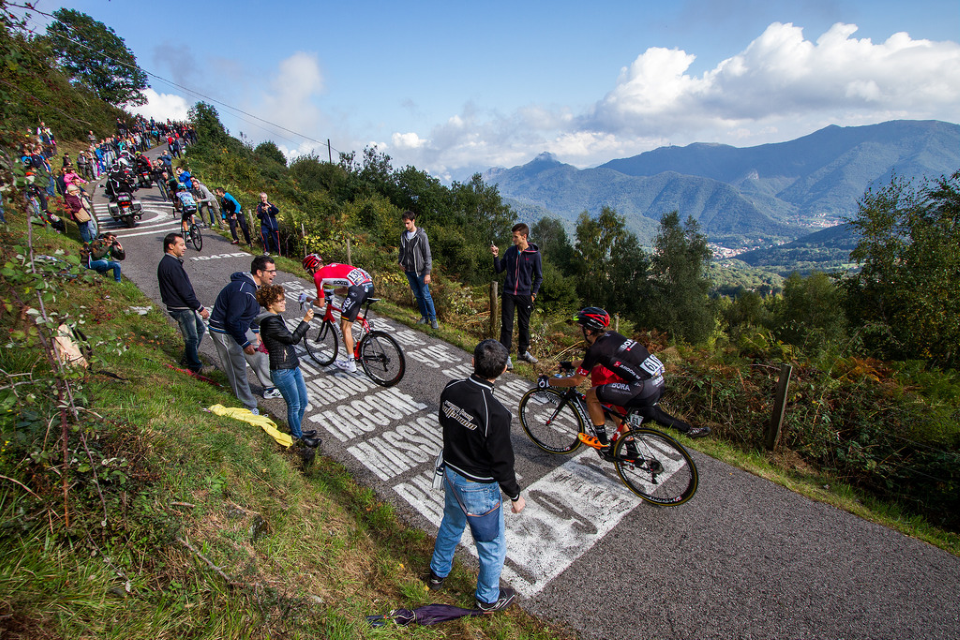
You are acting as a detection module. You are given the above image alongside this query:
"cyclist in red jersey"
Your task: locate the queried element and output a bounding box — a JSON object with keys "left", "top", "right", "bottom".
{"left": 301, "top": 254, "right": 374, "bottom": 373}
{"left": 538, "top": 307, "right": 710, "bottom": 446}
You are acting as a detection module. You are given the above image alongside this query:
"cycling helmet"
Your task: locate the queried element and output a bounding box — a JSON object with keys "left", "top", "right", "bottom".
{"left": 302, "top": 254, "right": 322, "bottom": 270}
{"left": 575, "top": 307, "right": 610, "bottom": 331}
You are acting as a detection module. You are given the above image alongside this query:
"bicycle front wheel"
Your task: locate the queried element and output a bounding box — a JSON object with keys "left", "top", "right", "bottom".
{"left": 518, "top": 388, "right": 584, "bottom": 454}
{"left": 614, "top": 428, "right": 698, "bottom": 506}
{"left": 304, "top": 321, "right": 338, "bottom": 367}
{"left": 190, "top": 224, "right": 202, "bottom": 250}
{"left": 359, "top": 331, "right": 405, "bottom": 387}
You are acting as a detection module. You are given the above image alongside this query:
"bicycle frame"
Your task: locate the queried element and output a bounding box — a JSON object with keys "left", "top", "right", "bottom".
{"left": 318, "top": 290, "right": 373, "bottom": 358}
{"left": 551, "top": 382, "right": 643, "bottom": 438}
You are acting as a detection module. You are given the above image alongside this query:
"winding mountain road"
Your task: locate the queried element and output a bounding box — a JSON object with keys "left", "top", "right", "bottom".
{"left": 92, "top": 155, "right": 960, "bottom": 640}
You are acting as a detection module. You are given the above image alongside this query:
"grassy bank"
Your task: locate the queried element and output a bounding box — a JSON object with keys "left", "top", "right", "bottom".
{"left": 0, "top": 218, "right": 566, "bottom": 639}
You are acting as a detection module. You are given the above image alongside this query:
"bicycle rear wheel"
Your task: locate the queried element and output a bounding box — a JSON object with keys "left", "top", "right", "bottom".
{"left": 359, "top": 331, "right": 405, "bottom": 387}
{"left": 518, "top": 388, "right": 584, "bottom": 454}
{"left": 190, "top": 223, "right": 202, "bottom": 250}
{"left": 304, "top": 321, "right": 338, "bottom": 367}
{"left": 613, "top": 428, "right": 698, "bottom": 506}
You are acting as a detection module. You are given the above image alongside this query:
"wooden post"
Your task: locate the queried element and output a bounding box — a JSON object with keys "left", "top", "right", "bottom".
{"left": 614, "top": 313, "right": 620, "bottom": 333}
{"left": 765, "top": 363, "right": 793, "bottom": 450}
{"left": 346, "top": 237, "right": 352, "bottom": 265}
{"left": 328, "top": 139, "right": 333, "bottom": 164}
{"left": 489, "top": 281, "right": 499, "bottom": 339}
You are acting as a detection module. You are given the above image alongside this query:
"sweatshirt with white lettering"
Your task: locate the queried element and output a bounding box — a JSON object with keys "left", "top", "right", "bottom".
{"left": 439, "top": 374, "right": 520, "bottom": 500}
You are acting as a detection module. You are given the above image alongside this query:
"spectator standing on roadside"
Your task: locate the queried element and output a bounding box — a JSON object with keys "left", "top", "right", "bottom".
{"left": 254, "top": 284, "right": 319, "bottom": 444}
{"left": 398, "top": 210, "right": 437, "bottom": 329}
{"left": 191, "top": 178, "right": 222, "bottom": 228}
{"left": 256, "top": 192, "right": 280, "bottom": 256}
{"left": 64, "top": 183, "right": 95, "bottom": 243}
{"left": 208, "top": 256, "right": 278, "bottom": 413}
{"left": 217, "top": 187, "right": 250, "bottom": 245}
{"left": 490, "top": 223, "right": 542, "bottom": 370}
{"left": 158, "top": 233, "right": 210, "bottom": 374}
{"left": 428, "top": 339, "right": 524, "bottom": 613}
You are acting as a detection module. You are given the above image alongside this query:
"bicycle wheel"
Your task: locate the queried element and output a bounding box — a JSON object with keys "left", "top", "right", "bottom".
{"left": 190, "top": 223, "right": 202, "bottom": 250}
{"left": 359, "top": 331, "right": 405, "bottom": 387}
{"left": 518, "top": 388, "right": 584, "bottom": 454}
{"left": 613, "top": 428, "right": 698, "bottom": 506}
{"left": 304, "top": 321, "right": 338, "bottom": 367}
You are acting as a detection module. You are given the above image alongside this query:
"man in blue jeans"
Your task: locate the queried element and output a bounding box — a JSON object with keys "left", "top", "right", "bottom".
{"left": 398, "top": 210, "right": 438, "bottom": 329}
{"left": 157, "top": 232, "right": 210, "bottom": 374}
{"left": 84, "top": 232, "right": 125, "bottom": 283}
{"left": 428, "top": 339, "right": 525, "bottom": 613}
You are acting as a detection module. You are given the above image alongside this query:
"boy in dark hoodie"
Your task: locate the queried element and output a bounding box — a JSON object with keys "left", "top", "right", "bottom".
{"left": 208, "top": 256, "right": 277, "bottom": 413}
{"left": 491, "top": 223, "right": 543, "bottom": 370}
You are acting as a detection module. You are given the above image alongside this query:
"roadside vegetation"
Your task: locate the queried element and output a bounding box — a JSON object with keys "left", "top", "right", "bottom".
{"left": 1, "top": 3, "right": 958, "bottom": 636}
{"left": 0, "top": 219, "right": 566, "bottom": 638}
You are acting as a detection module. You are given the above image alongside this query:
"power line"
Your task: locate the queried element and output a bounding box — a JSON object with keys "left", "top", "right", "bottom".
{"left": 9, "top": 2, "right": 345, "bottom": 157}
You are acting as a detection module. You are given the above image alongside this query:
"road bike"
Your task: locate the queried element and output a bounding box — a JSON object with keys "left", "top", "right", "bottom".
{"left": 182, "top": 215, "right": 202, "bottom": 251}
{"left": 518, "top": 365, "right": 698, "bottom": 506}
{"left": 303, "top": 290, "right": 405, "bottom": 387}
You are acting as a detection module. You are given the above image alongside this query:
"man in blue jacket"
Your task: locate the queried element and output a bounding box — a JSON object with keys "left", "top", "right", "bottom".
{"left": 208, "top": 256, "right": 277, "bottom": 413}
{"left": 491, "top": 223, "right": 543, "bottom": 370}
{"left": 217, "top": 187, "right": 251, "bottom": 245}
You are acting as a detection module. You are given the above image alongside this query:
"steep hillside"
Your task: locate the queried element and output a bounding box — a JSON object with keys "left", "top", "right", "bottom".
{"left": 487, "top": 121, "right": 959, "bottom": 247}
{"left": 486, "top": 154, "right": 796, "bottom": 243}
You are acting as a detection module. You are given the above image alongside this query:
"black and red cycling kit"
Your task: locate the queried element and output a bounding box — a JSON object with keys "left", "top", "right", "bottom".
{"left": 577, "top": 331, "right": 665, "bottom": 408}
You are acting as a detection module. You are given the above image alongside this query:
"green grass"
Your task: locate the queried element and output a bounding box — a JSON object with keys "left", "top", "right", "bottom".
{"left": 0, "top": 217, "right": 570, "bottom": 639}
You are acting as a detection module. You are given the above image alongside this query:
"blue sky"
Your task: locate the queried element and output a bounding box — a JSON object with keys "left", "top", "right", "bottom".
{"left": 20, "top": 0, "right": 960, "bottom": 180}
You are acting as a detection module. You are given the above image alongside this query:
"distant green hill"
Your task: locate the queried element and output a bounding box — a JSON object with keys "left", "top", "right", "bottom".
{"left": 733, "top": 224, "right": 859, "bottom": 272}
{"left": 485, "top": 120, "right": 959, "bottom": 248}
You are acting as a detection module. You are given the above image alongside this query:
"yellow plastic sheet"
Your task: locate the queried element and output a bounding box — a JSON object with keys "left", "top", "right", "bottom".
{"left": 207, "top": 404, "right": 294, "bottom": 448}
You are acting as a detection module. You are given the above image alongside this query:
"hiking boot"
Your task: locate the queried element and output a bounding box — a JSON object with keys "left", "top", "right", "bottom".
{"left": 427, "top": 569, "right": 446, "bottom": 591}
{"left": 431, "top": 319, "right": 439, "bottom": 330}
{"left": 506, "top": 356, "right": 513, "bottom": 371}
{"left": 335, "top": 358, "right": 357, "bottom": 373}
{"left": 477, "top": 588, "right": 517, "bottom": 613}
{"left": 415, "top": 317, "right": 427, "bottom": 325}
{"left": 680, "top": 426, "right": 712, "bottom": 438}
{"left": 518, "top": 351, "right": 538, "bottom": 364}
{"left": 301, "top": 429, "right": 319, "bottom": 438}
{"left": 263, "top": 387, "right": 283, "bottom": 399}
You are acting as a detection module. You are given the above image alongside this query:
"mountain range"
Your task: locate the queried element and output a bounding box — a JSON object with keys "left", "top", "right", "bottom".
{"left": 482, "top": 120, "right": 959, "bottom": 249}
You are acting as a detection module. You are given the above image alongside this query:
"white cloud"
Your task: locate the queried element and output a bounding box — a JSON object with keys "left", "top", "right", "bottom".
{"left": 126, "top": 88, "right": 191, "bottom": 122}
{"left": 245, "top": 52, "right": 326, "bottom": 148}
{"left": 588, "top": 22, "right": 960, "bottom": 134}
{"left": 387, "top": 22, "right": 960, "bottom": 175}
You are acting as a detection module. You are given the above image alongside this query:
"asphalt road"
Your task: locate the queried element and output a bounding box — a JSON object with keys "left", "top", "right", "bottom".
{"left": 90, "top": 154, "right": 960, "bottom": 640}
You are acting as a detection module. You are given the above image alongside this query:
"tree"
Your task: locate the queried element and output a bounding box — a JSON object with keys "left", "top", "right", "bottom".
{"left": 775, "top": 271, "right": 846, "bottom": 350}
{"left": 645, "top": 211, "right": 714, "bottom": 343}
{"left": 844, "top": 171, "right": 960, "bottom": 367}
{"left": 254, "top": 141, "right": 287, "bottom": 166}
{"left": 572, "top": 207, "right": 649, "bottom": 317}
{"left": 188, "top": 102, "right": 229, "bottom": 144}
{"left": 42, "top": 9, "right": 148, "bottom": 107}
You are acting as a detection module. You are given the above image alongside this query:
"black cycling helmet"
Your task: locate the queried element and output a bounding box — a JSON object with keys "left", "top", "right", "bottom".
{"left": 575, "top": 307, "right": 610, "bottom": 331}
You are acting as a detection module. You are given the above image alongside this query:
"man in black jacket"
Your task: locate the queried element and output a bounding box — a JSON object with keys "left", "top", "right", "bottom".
{"left": 428, "top": 339, "right": 525, "bottom": 613}
{"left": 491, "top": 223, "right": 543, "bottom": 369}
{"left": 157, "top": 233, "right": 210, "bottom": 373}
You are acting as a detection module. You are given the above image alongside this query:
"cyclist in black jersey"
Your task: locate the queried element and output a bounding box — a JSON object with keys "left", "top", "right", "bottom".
{"left": 538, "top": 307, "right": 710, "bottom": 444}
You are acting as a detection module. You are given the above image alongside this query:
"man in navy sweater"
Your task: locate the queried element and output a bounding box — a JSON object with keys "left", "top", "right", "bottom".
{"left": 158, "top": 233, "right": 210, "bottom": 373}
{"left": 491, "top": 223, "right": 543, "bottom": 370}
{"left": 208, "top": 256, "right": 277, "bottom": 412}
